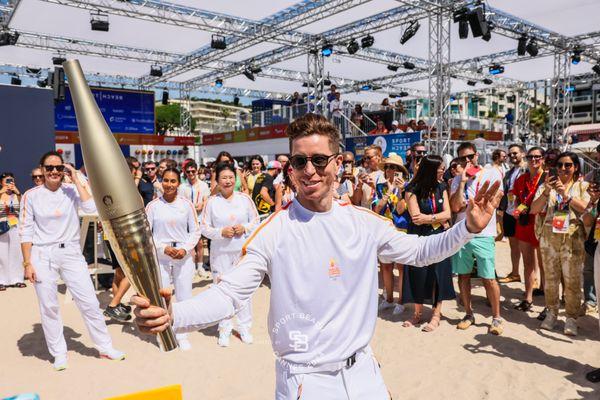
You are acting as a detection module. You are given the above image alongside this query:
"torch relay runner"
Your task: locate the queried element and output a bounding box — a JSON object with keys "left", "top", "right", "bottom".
{"left": 132, "top": 114, "right": 502, "bottom": 399}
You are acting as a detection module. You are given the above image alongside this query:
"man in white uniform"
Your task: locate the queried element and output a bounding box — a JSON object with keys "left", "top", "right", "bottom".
{"left": 133, "top": 114, "right": 501, "bottom": 399}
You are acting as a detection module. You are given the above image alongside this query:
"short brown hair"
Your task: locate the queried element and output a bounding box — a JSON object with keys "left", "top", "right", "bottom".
{"left": 286, "top": 113, "right": 339, "bottom": 153}
{"left": 364, "top": 145, "right": 382, "bottom": 156}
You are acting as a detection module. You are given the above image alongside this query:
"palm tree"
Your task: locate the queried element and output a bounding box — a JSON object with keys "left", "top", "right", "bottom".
{"left": 529, "top": 104, "right": 550, "bottom": 135}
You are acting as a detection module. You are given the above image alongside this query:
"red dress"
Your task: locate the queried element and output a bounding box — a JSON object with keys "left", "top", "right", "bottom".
{"left": 511, "top": 171, "right": 543, "bottom": 247}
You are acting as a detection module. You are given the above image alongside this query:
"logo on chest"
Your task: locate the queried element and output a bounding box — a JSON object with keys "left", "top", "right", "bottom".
{"left": 328, "top": 258, "right": 342, "bottom": 279}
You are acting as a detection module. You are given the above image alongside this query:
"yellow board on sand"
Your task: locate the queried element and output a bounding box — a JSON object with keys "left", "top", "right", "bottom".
{"left": 105, "top": 385, "right": 182, "bottom": 400}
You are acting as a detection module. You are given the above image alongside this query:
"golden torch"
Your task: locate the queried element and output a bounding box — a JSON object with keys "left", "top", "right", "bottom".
{"left": 63, "top": 59, "right": 177, "bottom": 352}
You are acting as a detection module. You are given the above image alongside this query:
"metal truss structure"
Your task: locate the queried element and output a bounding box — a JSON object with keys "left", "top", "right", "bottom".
{"left": 1, "top": 0, "right": 600, "bottom": 142}
{"left": 550, "top": 53, "right": 572, "bottom": 148}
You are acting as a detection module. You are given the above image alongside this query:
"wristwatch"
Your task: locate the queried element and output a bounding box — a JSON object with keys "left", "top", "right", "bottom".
{"left": 22, "top": 261, "right": 31, "bottom": 268}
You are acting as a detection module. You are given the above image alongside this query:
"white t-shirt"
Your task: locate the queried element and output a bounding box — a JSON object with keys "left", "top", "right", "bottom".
{"left": 505, "top": 166, "right": 525, "bottom": 215}
{"left": 329, "top": 99, "right": 342, "bottom": 118}
{"left": 451, "top": 166, "right": 503, "bottom": 237}
{"left": 146, "top": 196, "right": 201, "bottom": 254}
{"left": 19, "top": 184, "right": 96, "bottom": 245}
{"left": 179, "top": 179, "right": 210, "bottom": 214}
{"left": 200, "top": 192, "right": 260, "bottom": 254}
{"left": 173, "top": 199, "right": 473, "bottom": 368}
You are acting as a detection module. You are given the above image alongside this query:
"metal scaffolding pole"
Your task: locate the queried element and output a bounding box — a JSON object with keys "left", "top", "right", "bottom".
{"left": 307, "top": 45, "right": 325, "bottom": 115}
{"left": 550, "top": 52, "right": 572, "bottom": 148}
{"left": 515, "top": 88, "right": 531, "bottom": 143}
{"left": 427, "top": 4, "right": 451, "bottom": 155}
{"left": 179, "top": 84, "right": 192, "bottom": 136}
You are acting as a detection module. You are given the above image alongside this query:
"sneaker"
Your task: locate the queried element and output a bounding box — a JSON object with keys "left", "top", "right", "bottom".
{"left": 392, "top": 304, "right": 405, "bottom": 315}
{"left": 537, "top": 307, "right": 548, "bottom": 321}
{"left": 579, "top": 302, "right": 597, "bottom": 317}
{"left": 53, "top": 355, "right": 68, "bottom": 371}
{"left": 457, "top": 314, "right": 475, "bottom": 330}
{"left": 218, "top": 331, "right": 231, "bottom": 347}
{"left": 178, "top": 338, "right": 192, "bottom": 351}
{"left": 100, "top": 348, "right": 126, "bottom": 361}
{"left": 118, "top": 303, "right": 132, "bottom": 314}
{"left": 378, "top": 298, "right": 395, "bottom": 311}
{"left": 498, "top": 274, "right": 521, "bottom": 284}
{"left": 564, "top": 317, "right": 578, "bottom": 336}
{"left": 540, "top": 311, "right": 557, "bottom": 331}
{"left": 104, "top": 305, "right": 132, "bottom": 322}
{"left": 489, "top": 318, "right": 504, "bottom": 335}
{"left": 238, "top": 328, "right": 253, "bottom": 344}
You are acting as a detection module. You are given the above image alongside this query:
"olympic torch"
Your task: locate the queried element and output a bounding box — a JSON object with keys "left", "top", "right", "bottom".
{"left": 63, "top": 59, "right": 177, "bottom": 352}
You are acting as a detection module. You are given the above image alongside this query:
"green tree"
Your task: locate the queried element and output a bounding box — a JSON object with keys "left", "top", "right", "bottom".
{"left": 529, "top": 104, "right": 550, "bottom": 134}
{"left": 155, "top": 104, "right": 197, "bottom": 134}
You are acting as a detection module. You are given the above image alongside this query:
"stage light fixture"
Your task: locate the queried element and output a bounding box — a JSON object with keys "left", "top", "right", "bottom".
{"left": 37, "top": 79, "right": 47, "bottom": 88}
{"left": 52, "top": 56, "right": 66, "bottom": 66}
{"left": 526, "top": 38, "right": 539, "bottom": 57}
{"left": 347, "top": 39, "right": 360, "bottom": 55}
{"left": 11, "top": 76, "right": 21, "bottom": 86}
{"left": 517, "top": 35, "right": 528, "bottom": 56}
{"left": 482, "top": 31, "right": 492, "bottom": 42}
{"left": 150, "top": 65, "right": 163, "bottom": 77}
{"left": 483, "top": 78, "right": 493, "bottom": 85}
{"left": 323, "top": 78, "right": 332, "bottom": 86}
{"left": 467, "top": 6, "right": 489, "bottom": 38}
{"left": 243, "top": 66, "right": 256, "bottom": 81}
{"left": 90, "top": 11, "right": 109, "bottom": 32}
{"left": 467, "top": 80, "right": 477, "bottom": 86}
{"left": 387, "top": 65, "right": 399, "bottom": 72}
{"left": 593, "top": 65, "right": 600, "bottom": 75}
{"left": 398, "top": 91, "right": 409, "bottom": 97}
{"left": 489, "top": 64, "right": 504, "bottom": 75}
{"left": 0, "top": 31, "right": 19, "bottom": 46}
{"left": 161, "top": 91, "right": 169, "bottom": 105}
{"left": 250, "top": 66, "right": 262, "bottom": 74}
{"left": 361, "top": 35, "right": 374, "bottom": 48}
{"left": 361, "top": 83, "right": 372, "bottom": 91}
{"left": 400, "top": 20, "right": 420, "bottom": 45}
{"left": 215, "top": 78, "right": 223, "bottom": 88}
{"left": 389, "top": 93, "right": 398, "bottom": 99}
{"left": 403, "top": 61, "right": 416, "bottom": 70}
{"left": 211, "top": 34, "right": 227, "bottom": 50}
{"left": 458, "top": 20, "right": 469, "bottom": 39}
{"left": 572, "top": 47, "right": 582, "bottom": 65}
{"left": 321, "top": 43, "right": 333, "bottom": 57}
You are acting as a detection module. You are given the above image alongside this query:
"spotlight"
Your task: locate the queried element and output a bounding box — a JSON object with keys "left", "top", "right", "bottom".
{"left": 482, "top": 31, "right": 492, "bottom": 42}
{"left": 489, "top": 64, "right": 504, "bottom": 75}
{"left": 321, "top": 43, "right": 333, "bottom": 57}
{"left": 565, "top": 86, "right": 575, "bottom": 93}
{"left": 467, "top": 80, "right": 477, "bottom": 86}
{"left": 243, "top": 66, "right": 256, "bottom": 81}
{"left": 361, "top": 83, "right": 372, "bottom": 91}
{"left": 517, "top": 35, "right": 528, "bottom": 56}
{"left": 387, "top": 65, "right": 399, "bottom": 72}
{"left": 0, "top": 31, "right": 19, "bottom": 46}
{"left": 402, "top": 61, "right": 416, "bottom": 70}
{"left": 347, "top": 39, "right": 360, "bottom": 55}
{"left": 161, "top": 90, "right": 169, "bottom": 105}
{"left": 526, "top": 38, "right": 538, "bottom": 57}
{"left": 389, "top": 93, "right": 398, "bottom": 99}
{"left": 400, "top": 20, "right": 420, "bottom": 45}
{"left": 458, "top": 20, "right": 469, "bottom": 39}
{"left": 37, "top": 79, "right": 47, "bottom": 88}
{"left": 250, "top": 66, "right": 262, "bottom": 74}
{"left": 150, "top": 65, "right": 163, "bottom": 77}
{"left": 593, "top": 65, "right": 600, "bottom": 75}
{"left": 467, "top": 6, "right": 489, "bottom": 38}
{"left": 572, "top": 47, "right": 582, "bottom": 65}
{"left": 11, "top": 76, "right": 21, "bottom": 86}
{"left": 90, "top": 11, "right": 109, "bottom": 32}
{"left": 361, "top": 35, "right": 374, "bottom": 48}
{"left": 483, "top": 78, "right": 493, "bottom": 85}
{"left": 398, "top": 91, "right": 409, "bottom": 97}
{"left": 323, "top": 78, "right": 332, "bottom": 86}
{"left": 52, "top": 56, "right": 66, "bottom": 66}
{"left": 211, "top": 34, "right": 226, "bottom": 50}
{"left": 453, "top": 7, "right": 469, "bottom": 23}
{"left": 215, "top": 78, "right": 223, "bottom": 88}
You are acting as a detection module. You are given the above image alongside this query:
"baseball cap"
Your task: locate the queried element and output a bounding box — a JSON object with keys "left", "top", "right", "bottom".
{"left": 267, "top": 160, "right": 282, "bottom": 170}
{"left": 392, "top": 120, "right": 399, "bottom": 126}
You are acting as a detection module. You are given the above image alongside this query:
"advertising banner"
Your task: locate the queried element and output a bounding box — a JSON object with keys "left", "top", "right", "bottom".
{"left": 345, "top": 132, "right": 422, "bottom": 160}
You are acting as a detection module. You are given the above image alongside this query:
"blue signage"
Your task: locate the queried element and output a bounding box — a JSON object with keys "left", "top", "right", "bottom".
{"left": 55, "top": 87, "right": 155, "bottom": 134}
{"left": 345, "top": 131, "right": 422, "bottom": 160}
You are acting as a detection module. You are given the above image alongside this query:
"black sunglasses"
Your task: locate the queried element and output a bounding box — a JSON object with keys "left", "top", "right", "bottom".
{"left": 43, "top": 165, "right": 65, "bottom": 172}
{"left": 457, "top": 154, "right": 476, "bottom": 163}
{"left": 185, "top": 169, "right": 197, "bottom": 174}
{"left": 415, "top": 150, "right": 427, "bottom": 155}
{"left": 557, "top": 162, "right": 574, "bottom": 169}
{"left": 290, "top": 154, "right": 337, "bottom": 170}
{"left": 145, "top": 167, "right": 156, "bottom": 171}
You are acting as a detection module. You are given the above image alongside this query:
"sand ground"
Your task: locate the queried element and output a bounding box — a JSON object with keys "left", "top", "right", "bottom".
{"left": 1, "top": 241, "right": 599, "bottom": 400}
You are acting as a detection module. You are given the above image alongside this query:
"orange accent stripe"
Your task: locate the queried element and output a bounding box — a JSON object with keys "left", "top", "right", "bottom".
{"left": 241, "top": 202, "right": 291, "bottom": 256}
{"left": 19, "top": 185, "right": 43, "bottom": 225}
{"left": 200, "top": 196, "right": 215, "bottom": 225}
{"left": 180, "top": 196, "right": 199, "bottom": 227}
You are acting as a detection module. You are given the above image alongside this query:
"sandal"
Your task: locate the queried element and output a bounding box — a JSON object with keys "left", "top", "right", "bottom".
{"left": 457, "top": 314, "right": 475, "bottom": 330}
{"left": 422, "top": 314, "right": 441, "bottom": 332}
{"left": 537, "top": 307, "right": 548, "bottom": 321}
{"left": 586, "top": 368, "right": 600, "bottom": 383}
{"left": 14, "top": 282, "right": 26, "bottom": 288}
{"left": 0, "top": 285, "right": 5, "bottom": 291}
{"left": 402, "top": 312, "right": 422, "bottom": 327}
{"left": 514, "top": 300, "right": 533, "bottom": 311}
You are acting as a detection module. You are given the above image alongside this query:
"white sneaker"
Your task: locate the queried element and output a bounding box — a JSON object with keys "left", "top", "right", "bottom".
{"left": 378, "top": 298, "right": 395, "bottom": 311}
{"left": 540, "top": 311, "right": 557, "bottom": 331}
{"left": 100, "top": 348, "right": 126, "bottom": 361}
{"left": 392, "top": 304, "right": 405, "bottom": 315}
{"left": 178, "top": 338, "right": 192, "bottom": 351}
{"left": 53, "top": 355, "right": 68, "bottom": 371}
{"left": 564, "top": 317, "right": 578, "bottom": 336}
{"left": 218, "top": 331, "right": 231, "bottom": 347}
{"left": 238, "top": 328, "right": 253, "bottom": 344}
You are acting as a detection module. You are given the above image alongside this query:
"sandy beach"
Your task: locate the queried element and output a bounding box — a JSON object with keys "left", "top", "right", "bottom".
{"left": 1, "top": 241, "right": 599, "bottom": 400}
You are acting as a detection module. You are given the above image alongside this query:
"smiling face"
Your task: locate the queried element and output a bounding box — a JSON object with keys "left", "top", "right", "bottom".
{"left": 290, "top": 134, "right": 341, "bottom": 211}
{"left": 145, "top": 162, "right": 157, "bottom": 180}
{"left": 437, "top": 163, "right": 446, "bottom": 181}
{"left": 161, "top": 171, "right": 180, "bottom": 197}
{"left": 42, "top": 155, "right": 64, "bottom": 188}
{"left": 363, "top": 148, "right": 380, "bottom": 171}
{"left": 526, "top": 149, "right": 544, "bottom": 173}
{"left": 508, "top": 146, "right": 524, "bottom": 165}
{"left": 218, "top": 168, "right": 236, "bottom": 195}
{"left": 556, "top": 155, "right": 577, "bottom": 182}
{"left": 251, "top": 159, "right": 262, "bottom": 173}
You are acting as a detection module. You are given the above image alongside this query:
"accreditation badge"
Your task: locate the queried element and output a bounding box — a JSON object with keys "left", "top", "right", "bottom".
{"left": 552, "top": 211, "right": 570, "bottom": 234}
{"left": 594, "top": 217, "right": 600, "bottom": 240}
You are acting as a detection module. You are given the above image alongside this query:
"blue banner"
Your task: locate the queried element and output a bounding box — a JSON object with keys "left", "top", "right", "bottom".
{"left": 55, "top": 87, "right": 155, "bottom": 134}
{"left": 345, "top": 132, "right": 422, "bottom": 160}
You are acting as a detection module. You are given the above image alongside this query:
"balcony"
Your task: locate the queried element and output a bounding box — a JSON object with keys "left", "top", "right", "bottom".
{"left": 572, "top": 95, "right": 593, "bottom": 106}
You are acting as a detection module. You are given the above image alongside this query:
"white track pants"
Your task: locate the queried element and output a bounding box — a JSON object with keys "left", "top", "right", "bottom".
{"left": 0, "top": 228, "right": 23, "bottom": 285}
{"left": 31, "top": 243, "right": 113, "bottom": 358}
{"left": 210, "top": 250, "right": 252, "bottom": 333}
{"left": 158, "top": 254, "right": 195, "bottom": 341}
{"left": 274, "top": 349, "right": 389, "bottom": 400}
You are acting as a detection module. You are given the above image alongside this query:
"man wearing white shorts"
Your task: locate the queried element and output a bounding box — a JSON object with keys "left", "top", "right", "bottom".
{"left": 133, "top": 114, "right": 501, "bottom": 399}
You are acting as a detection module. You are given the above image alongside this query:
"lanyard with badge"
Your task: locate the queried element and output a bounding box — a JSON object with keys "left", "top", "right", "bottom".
{"left": 6, "top": 195, "right": 18, "bottom": 227}
{"left": 514, "top": 171, "right": 543, "bottom": 217}
{"left": 552, "top": 181, "right": 573, "bottom": 234}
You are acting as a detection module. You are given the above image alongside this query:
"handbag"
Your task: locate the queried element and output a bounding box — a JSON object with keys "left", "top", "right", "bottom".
{"left": 0, "top": 220, "right": 9, "bottom": 235}
{"left": 517, "top": 212, "right": 530, "bottom": 226}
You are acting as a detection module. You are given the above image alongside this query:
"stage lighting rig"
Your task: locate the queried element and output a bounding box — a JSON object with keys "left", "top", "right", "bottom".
{"left": 593, "top": 65, "right": 600, "bottom": 75}
{"left": 323, "top": 78, "right": 332, "bottom": 86}
{"left": 37, "top": 79, "right": 48, "bottom": 88}
{"left": 52, "top": 56, "right": 67, "bottom": 65}
{"left": 150, "top": 65, "right": 163, "bottom": 77}
{"left": 90, "top": 11, "right": 109, "bottom": 32}
{"left": 361, "top": 83, "right": 373, "bottom": 91}
{"left": 571, "top": 47, "right": 582, "bottom": 65}
{"left": 489, "top": 64, "right": 504, "bottom": 75}
{"left": 467, "top": 80, "right": 477, "bottom": 86}
{"left": 387, "top": 65, "right": 399, "bottom": 72}
{"left": 243, "top": 64, "right": 262, "bottom": 81}
{"left": 211, "top": 34, "right": 227, "bottom": 50}
{"left": 458, "top": 20, "right": 469, "bottom": 39}
{"left": 0, "top": 30, "right": 19, "bottom": 46}
{"left": 11, "top": 75, "right": 21, "bottom": 86}
{"left": 361, "top": 35, "right": 374, "bottom": 48}
{"left": 467, "top": 6, "right": 489, "bottom": 38}
{"left": 398, "top": 91, "right": 409, "bottom": 97}
{"left": 400, "top": 20, "right": 420, "bottom": 45}
{"left": 526, "top": 38, "right": 538, "bottom": 57}
{"left": 517, "top": 35, "right": 528, "bottom": 56}
{"left": 215, "top": 78, "right": 223, "bottom": 88}
{"left": 402, "top": 61, "right": 416, "bottom": 70}
{"left": 321, "top": 43, "right": 333, "bottom": 57}
{"left": 347, "top": 39, "right": 360, "bottom": 55}
{"left": 482, "top": 78, "right": 493, "bottom": 85}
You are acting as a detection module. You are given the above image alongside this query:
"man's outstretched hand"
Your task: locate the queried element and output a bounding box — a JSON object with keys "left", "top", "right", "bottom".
{"left": 131, "top": 288, "right": 173, "bottom": 334}
{"left": 465, "top": 180, "right": 503, "bottom": 234}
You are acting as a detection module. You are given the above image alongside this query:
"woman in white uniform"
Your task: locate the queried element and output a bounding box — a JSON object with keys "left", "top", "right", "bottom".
{"left": 200, "top": 162, "right": 260, "bottom": 347}
{"left": 0, "top": 172, "right": 24, "bottom": 291}
{"left": 20, "top": 151, "right": 124, "bottom": 371}
{"left": 146, "top": 167, "right": 201, "bottom": 351}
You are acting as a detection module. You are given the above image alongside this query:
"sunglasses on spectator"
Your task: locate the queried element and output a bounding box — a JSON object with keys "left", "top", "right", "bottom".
{"left": 185, "top": 169, "right": 197, "bottom": 174}
{"left": 290, "top": 154, "right": 337, "bottom": 170}
{"left": 384, "top": 165, "right": 400, "bottom": 171}
{"left": 557, "top": 162, "right": 574, "bottom": 169}
{"left": 32, "top": 175, "right": 43, "bottom": 179}
{"left": 509, "top": 152, "right": 520, "bottom": 156}
{"left": 457, "top": 154, "right": 476, "bottom": 163}
{"left": 145, "top": 167, "right": 156, "bottom": 171}
{"left": 363, "top": 155, "right": 376, "bottom": 161}
{"left": 43, "top": 165, "right": 64, "bottom": 172}
{"left": 415, "top": 150, "right": 427, "bottom": 155}
{"left": 526, "top": 155, "right": 543, "bottom": 160}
